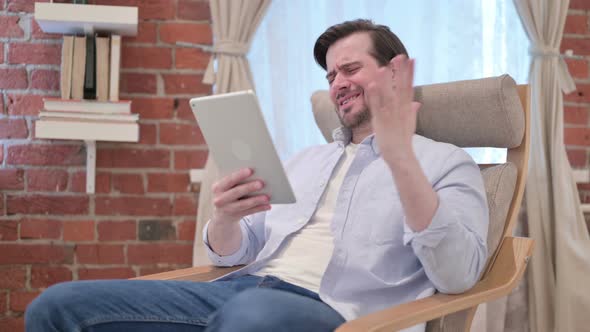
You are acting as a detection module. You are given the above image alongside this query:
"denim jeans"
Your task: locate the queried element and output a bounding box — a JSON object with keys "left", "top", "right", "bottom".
{"left": 25, "top": 275, "right": 345, "bottom": 332}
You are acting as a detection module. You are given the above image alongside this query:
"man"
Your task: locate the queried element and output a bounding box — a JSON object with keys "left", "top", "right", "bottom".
{"left": 26, "top": 19, "right": 488, "bottom": 332}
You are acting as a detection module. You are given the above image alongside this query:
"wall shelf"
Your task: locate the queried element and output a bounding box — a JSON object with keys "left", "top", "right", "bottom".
{"left": 34, "top": 2, "right": 138, "bottom": 36}
{"left": 34, "top": 3, "right": 139, "bottom": 194}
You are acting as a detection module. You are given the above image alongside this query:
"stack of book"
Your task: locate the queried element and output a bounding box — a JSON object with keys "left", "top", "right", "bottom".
{"left": 36, "top": 34, "right": 139, "bottom": 142}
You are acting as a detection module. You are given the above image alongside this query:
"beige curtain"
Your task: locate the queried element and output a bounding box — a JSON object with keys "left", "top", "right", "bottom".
{"left": 513, "top": 1, "right": 590, "bottom": 331}
{"left": 192, "top": 0, "right": 271, "bottom": 266}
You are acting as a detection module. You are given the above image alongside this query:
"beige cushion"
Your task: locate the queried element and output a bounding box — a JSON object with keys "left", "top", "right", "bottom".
{"left": 481, "top": 163, "right": 517, "bottom": 259}
{"left": 310, "top": 74, "right": 524, "bottom": 148}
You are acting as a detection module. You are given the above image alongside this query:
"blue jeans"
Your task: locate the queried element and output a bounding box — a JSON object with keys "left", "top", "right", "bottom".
{"left": 25, "top": 275, "right": 345, "bottom": 332}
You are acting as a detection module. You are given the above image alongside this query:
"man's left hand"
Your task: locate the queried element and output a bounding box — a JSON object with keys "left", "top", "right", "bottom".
{"left": 364, "top": 54, "right": 420, "bottom": 164}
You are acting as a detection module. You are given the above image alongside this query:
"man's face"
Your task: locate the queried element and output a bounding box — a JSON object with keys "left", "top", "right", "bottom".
{"left": 325, "top": 32, "right": 382, "bottom": 130}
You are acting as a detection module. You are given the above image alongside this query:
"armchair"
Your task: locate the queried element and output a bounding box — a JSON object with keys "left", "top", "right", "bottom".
{"left": 136, "top": 75, "right": 532, "bottom": 332}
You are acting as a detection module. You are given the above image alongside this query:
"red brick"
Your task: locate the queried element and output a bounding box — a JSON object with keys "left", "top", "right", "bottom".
{"left": 0, "top": 317, "right": 24, "bottom": 332}
{"left": 70, "top": 171, "right": 111, "bottom": 193}
{"left": 78, "top": 267, "right": 135, "bottom": 280}
{"left": 9, "top": 42, "right": 61, "bottom": 65}
{"left": 565, "top": 106, "right": 588, "bottom": 125}
{"left": 30, "top": 69, "right": 60, "bottom": 90}
{"left": 20, "top": 219, "right": 62, "bottom": 239}
{"left": 139, "top": 123, "right": 157, "bottom": 144}
{"left": 122, "top": 46, "right": 172, "bottom": 69}
{"left": 174, "top": 150, "right": 208, "bottom": 170}
{"left": 0, "top": 291, "right": 6, "bottom": 314}
{"left": 175, "top": 98, "right": 195, "bottom": 120}
{"left": 176, "top": 47, "right": 210, "bottom": 70}
{"left": 0, "top": 16, "right": 24, "bottom": 38}
{"left": 571, "top": 0, "right": 590, "bottom": 10}
{"left": 9, "top": 291, "right": 40, "bottom": 312}
{"left": 163, "top": 74, "right": 210, "bottom": 95}
{"left": 97, "top": 148, "right": 170, "bottom": 168}
{"left": 97, "top": 220, "right": 136, "bottom": 241}
{"left": 567, "top": 149, "right": 587, "bottom": 168}
{"left": 177, "top": 219, "right": 196, "bottom": 241}
{"left": 0, "top": 68, "right": 27, "bottom": 89}
{"left": 137, "top": 0, "right": 175, "bottom": 20}
{"left": 0, "top": 266, "right": 26, "bottom": 289}
{"left": 173, "top": 195, "right": 198, "bottom": 216}
{"left": 177, "top": 0, "right": 210, "bottom": 21}
{"left": 26, "top": 169, "right": 68, "bottom": 191}
{"left": 0, "top": 169, "right": 25, "bottom": 190}
{"left": 148, "top": 173, "right": 190, "bottom": 192}
{"left": 160, "top": 123, "right": 206, "bottom": 145}
{"left": 0, "top": 119, "right": 28, "bottom": 139}
{"left": 63, "top": 221, "right": 95, "bottom": 241}
{"left": 120, "top": 73, "right": 157, "bottom": 94}
{"left": 566, "top": 58, "right": 589, "bottom": 79}
{"left": 130, "top": 97, "right": 174, "bottom": 119}
{"left": 564, "top": 15, "right": 589, "bottom": 35}
{"left": 76, "top": 244, "right": 125, "bottom": 264}
{"left": 31, "top": 19, "right": 61, "bottom": 39}
{"left": 95, "top": 197, "right": 172, "bottom": 216}
{"left": 112, "top": 174, "right": 144, "bottom": 194}
{"left": 30, "top": 266, "right": 72, "bottom": 288}
{"left": 160, "top": 23, "right": 212, "bottom": 45}
{"left": 0, "top": 244, "right": 73, "bottom": 264}
{"left": 124, "top": 22, "right": 157, "bottom": 43}
{"left": 561, "top": 38, "right": 590, "bottom": 56}
{"left": 127, "top": 243, "right": 193, "bottom": 264}
{"left": 0, "top": 219, "right": 18, "bottom": 241}
{"left": 7, "top": 144, "right": 85, "bottom": 166}
{"left": 6, "top": 94, "right": 43, "bottom": 116}
{"left": 565, "top": 127, "right": 590, "bottom": 146}
{"left": 7, "top": 195, "right": 89, "bottom": 215}
{"left": 7, "top": 0, "right": 40, "bottom": 12}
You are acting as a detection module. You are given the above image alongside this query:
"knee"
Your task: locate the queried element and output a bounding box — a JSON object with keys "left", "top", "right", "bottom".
{"left": 25, "top": 281, "right": 94, "bottom": 331}
{"left": 209, "top": 288, "right": 286, "bottom": 332}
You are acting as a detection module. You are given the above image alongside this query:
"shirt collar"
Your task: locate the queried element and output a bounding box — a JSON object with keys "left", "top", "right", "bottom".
{"left": 332, "top": 126, "right": 381, "bottom": 156}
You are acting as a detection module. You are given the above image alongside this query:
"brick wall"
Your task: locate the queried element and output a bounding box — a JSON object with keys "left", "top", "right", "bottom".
{"left": 564, "top": 0, "right": 590, "bottom": 229}
{"left": 0, "top": 0, "right": 211, "bottom": 329}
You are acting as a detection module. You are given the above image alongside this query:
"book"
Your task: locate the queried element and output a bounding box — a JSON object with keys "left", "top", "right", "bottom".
{"left": 71, "top": 36, "right": 87, "bottom": 100}
{"left": 109, "top": 35, "right": 121, "bottom": 102}
{"left": 35, "top": 119, "right": 139, "bottom": 142}
{"left": 60, "top": 35, "right": 74, "bottom": 99}
{"left": 84, "top": 35, "right": 96, "bottom": 99}
{"left": 43, "top": 98, "right": 131, "bottom": 115}
{"left": 95, "top": 36, "right": 110, "bottom": 102}
{"left": 39, "top": 111, "right": 138, "bottom": 122}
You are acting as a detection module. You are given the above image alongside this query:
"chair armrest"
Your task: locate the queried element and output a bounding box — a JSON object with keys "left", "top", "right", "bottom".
{"left": 132, "top": 265, "right": 243, "bottom": 282}
{"left": 336, "top": 236, "right": 534, "bottom": 332}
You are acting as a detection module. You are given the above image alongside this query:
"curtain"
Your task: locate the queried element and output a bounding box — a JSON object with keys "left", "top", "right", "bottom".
{"left": 193, "top": 0, "right": 271, "bottom": 266}
{"left": 513, "top": 0, "right": 590, "bottom": 331}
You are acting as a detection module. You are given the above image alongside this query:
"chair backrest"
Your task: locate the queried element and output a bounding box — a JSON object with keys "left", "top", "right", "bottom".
{"left": 310, "top": 75, "right": 530, "bottom": 332}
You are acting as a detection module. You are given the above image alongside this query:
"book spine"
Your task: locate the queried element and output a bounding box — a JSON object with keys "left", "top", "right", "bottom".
{"left": 60, "top": 36, "right": 74, "bottom": 99}
{"left": 84, "top": 35, "right": 96, "bottom": 100}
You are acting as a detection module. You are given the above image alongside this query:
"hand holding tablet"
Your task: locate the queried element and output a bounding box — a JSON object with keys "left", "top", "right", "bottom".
{"left": 190, "top": 90, "right": 296, "bottom": 205}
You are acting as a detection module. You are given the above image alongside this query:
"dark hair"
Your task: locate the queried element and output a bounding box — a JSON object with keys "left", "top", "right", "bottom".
{"left": 313, "top": 19, "right": 408, "bottom": 71}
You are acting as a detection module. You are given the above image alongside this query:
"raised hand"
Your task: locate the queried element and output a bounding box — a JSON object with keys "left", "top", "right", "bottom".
{"left": 364, "top": 54, "right": 420, "bottom": 165}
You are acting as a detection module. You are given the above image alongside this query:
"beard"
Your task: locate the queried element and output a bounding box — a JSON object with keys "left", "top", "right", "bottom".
{"left": 338, "top": 105, "right": 371, "bottom": 130}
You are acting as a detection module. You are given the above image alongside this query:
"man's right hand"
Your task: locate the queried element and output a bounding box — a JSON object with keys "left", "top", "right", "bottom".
{"left": 211, "top": 168, "right": 271, "bottom": 226}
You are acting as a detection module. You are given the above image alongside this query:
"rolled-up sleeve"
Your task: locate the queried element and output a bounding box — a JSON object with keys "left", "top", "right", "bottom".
{"left": 403, "top": 148, "right": 489, "bottom": 294}
{"left": 202, "top": 211, "right": 267, "bottom": 267}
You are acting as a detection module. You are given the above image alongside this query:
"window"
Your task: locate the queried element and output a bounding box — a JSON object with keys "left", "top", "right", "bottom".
{"left": 248, "top": 0, "right": 529, "bottom": 162}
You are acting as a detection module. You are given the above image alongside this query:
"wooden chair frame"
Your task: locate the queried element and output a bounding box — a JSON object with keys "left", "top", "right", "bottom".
{"left": 135, "top": 85, "right": 533, "bottom": 332}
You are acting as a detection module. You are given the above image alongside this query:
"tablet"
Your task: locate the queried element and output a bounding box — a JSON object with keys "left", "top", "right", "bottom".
{"left": 190, "top": 90, "right": 296, "bottom": 204}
